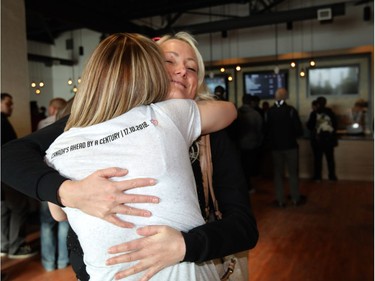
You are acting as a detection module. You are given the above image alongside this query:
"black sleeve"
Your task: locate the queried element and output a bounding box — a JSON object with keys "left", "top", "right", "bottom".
{"left": 328, "top": 109, "right": 338, "bottom": 131}
{"left": 182, "top": 129, "right": 259, "bottom": 262}
{"left": 1, "top": 115, "right": 69, "bottom": 205}
{"left": 306, "top": 111, "right": 317, "bottom": 131}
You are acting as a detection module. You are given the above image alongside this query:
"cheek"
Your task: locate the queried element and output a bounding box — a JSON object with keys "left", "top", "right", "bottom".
{"left": 165, "top": 64, "right": 174, "bottom": 77}
{"left": 188, "top": 78, "right": 198, "bottom": 99}
{"left": 187, "top": 89, "right": 196, "bottom": 100}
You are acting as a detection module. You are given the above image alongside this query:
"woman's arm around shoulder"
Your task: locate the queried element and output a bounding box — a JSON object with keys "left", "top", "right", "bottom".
{"left": 197, "top": 100, "right": 237, "bottom": 135}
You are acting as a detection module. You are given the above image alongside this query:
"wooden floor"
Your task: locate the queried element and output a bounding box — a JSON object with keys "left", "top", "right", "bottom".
{"left": 1, "top": 178, "right": 373, "bottom": 281}
{"left": 249, "top": 177, "right": 374, "bottom": 281}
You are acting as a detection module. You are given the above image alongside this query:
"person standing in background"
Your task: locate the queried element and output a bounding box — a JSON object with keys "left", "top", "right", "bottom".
{"left": 306, "top": 99, "right": 320, "bottom": 182}
{"left": 37, "top": 98, "right": 67, "bottom": 130}
{"left": 251, "top": 95, "right": 265, "bottom": 119}
{"left": 213, "top": 85, "right": 226, "bottom": 100}
{"left": 261, "top": 100, "right": 270, "bottom": 115}
{"left": 1, "top": 93, "right": 17, "bottom": 144}
{"left": 37, "top": 97, "right": 69, "bottom": 272}
{"left": 306, "top": 96, "right": 338, "bottom": 182}
{"left": 237, "top": 95, "right": 264, "bottom": 193}
{"left": 1, "top": 93, "right": 38, "bottom": 259}
{"left": 264, "top": 88, "right": 306, "bottom": 207}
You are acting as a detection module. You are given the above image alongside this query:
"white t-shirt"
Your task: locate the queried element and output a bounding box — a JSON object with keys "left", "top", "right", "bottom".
{"left": 45, "top": 99, "right": 220, "bottom": 281}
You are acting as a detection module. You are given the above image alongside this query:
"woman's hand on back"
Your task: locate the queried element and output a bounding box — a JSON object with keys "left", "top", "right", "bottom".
{"left": 106, "top": 225, "right": 186, "bottom": 280}
{"left": 58, "top": 167, "right": 160, "bottom": 228}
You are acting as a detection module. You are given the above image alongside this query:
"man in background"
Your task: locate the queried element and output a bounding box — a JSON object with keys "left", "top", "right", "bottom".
{"left": 37, "top": 98, "right": 67, "bottom": 130}
{"left": 1, "top": 93, "right": 38, "bottom": 259}
{"left": 237, "top": 95, "right": 264, "bottom": 193}
{"left": 37, "top": 97, "right": 69, "bottom": 271}
{"left": 264, "top": 88, "right": 306, "bottom": 207}
{"left": 214, "top": 85, "right": 226, "bottom": 100}
{"left": 306, "top": 96, "right": 338, "bottom": 181}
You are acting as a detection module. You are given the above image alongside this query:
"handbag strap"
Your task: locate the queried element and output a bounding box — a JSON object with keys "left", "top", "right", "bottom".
{"left": 198, "top": 134, "right": 235, "bottom": 281}
{"left": 199, "top": 135, "right": 222, "bottom": 221}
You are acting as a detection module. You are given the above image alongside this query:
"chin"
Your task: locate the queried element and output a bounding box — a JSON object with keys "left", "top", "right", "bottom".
{"left": 169, "top": 88, "right": 187, "bottom": 99}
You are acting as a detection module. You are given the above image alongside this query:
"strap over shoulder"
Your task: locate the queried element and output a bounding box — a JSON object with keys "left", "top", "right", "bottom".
{"left": 199, "top": 134, "right": 222, "bottom": 221}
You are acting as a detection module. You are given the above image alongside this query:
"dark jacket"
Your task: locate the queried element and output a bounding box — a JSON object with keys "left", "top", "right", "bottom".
{"left": 264, "top": 102, "right": 303, "bottom": 151}
{"left": 1, "top": 112, "right": 17, "bottom": 146}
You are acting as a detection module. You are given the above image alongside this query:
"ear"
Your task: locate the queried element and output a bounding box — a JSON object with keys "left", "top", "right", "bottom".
{"left": 51, "top": 106, "right": 58, "bottom": 115}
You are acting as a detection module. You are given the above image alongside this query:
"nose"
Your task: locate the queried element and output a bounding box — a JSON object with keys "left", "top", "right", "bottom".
{"left": 174, "top": 64, "right": 187, "bottom": 77}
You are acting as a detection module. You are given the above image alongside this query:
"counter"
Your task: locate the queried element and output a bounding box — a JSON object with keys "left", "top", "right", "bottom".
{"left": 298, "top": 135, "right": 373, "bottom": 181}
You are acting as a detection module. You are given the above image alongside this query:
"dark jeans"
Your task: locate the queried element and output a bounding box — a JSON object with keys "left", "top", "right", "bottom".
{"left": 315, "top": 144, "right": 337, "bottom": 180}
{"left": 67, "top": 226, "right": 89, "bottom": 281}
{"left": 272, "top": 148, "right": 300, "bottom": 203}
{"left": 1, "top": 183, "right": 30, "bottom": 254}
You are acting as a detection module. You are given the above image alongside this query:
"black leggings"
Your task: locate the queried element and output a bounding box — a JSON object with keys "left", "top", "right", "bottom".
{"left": 67, "top": 226, "right": 89, "bottom": 281}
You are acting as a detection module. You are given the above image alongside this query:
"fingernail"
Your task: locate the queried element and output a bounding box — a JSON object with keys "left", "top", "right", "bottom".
{"left": 150, "top": 179, "right": 157, "bottom": 185}
{"left": 152, "top": 197, "right": 160, "bottom": 203}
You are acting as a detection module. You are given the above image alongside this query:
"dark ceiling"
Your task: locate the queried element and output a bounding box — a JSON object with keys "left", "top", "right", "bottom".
{"left": 25, "top": 0, "right": 282, "bottom": 44}
{"left": 25, "top": 0, "right": 370, "bottom": 44}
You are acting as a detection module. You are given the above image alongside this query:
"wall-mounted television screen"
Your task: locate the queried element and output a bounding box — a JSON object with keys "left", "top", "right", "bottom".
{"left": 308, "top": 65, "right": 360, "bottom": 96}
{"left": 243, "top": 71, "right": 288, "bottom": 100}
{"left": 205, "top": 74, "right": 228, "bottom": 100}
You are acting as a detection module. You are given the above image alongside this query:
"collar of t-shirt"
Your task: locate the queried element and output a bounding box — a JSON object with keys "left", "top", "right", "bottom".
{"left": 275, "top": 100, "right": 284, "bottom": 107}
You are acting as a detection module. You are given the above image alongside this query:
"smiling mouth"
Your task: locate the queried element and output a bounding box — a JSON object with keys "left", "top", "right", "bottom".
{"left": 171, "top": 80, "right": 186, "bottom": 88}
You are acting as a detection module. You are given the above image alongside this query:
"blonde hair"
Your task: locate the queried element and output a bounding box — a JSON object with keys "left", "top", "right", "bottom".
{"left": 65, "top": 33, "right": 170, "bottom": 130}
{"left": 157, "top": 31, "right": 213, "bottom": 101}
